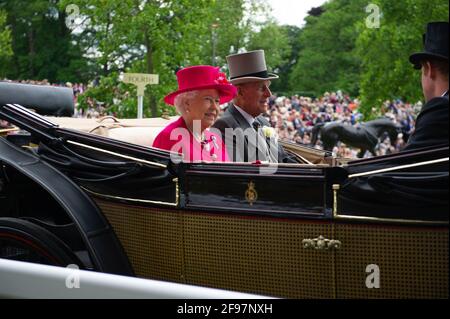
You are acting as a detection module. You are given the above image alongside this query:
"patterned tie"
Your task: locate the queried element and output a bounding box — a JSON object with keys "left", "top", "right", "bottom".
{"left": 252, "top": 121, "right": 261, "bottom": 132}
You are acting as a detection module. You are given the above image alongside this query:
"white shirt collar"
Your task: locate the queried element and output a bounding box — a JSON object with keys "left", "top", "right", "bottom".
{"left": 234, "top": 104, "right": 255, "bottom": 126}
{"left": 441, "top": 90, "right": 448, "bottom": 97}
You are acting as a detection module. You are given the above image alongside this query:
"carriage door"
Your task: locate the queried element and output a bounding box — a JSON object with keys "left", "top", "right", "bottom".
{"left": 179, "top": 163, "right": 337, "bottom": 298}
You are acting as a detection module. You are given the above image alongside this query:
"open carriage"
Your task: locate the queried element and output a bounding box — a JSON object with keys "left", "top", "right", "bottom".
{"left": 0, "top": 83, "right": 448, "bottom": 298}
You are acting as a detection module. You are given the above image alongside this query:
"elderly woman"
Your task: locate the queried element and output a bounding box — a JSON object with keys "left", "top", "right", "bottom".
{"left": 153, "top": 65, "right": 237, "bottom": 162}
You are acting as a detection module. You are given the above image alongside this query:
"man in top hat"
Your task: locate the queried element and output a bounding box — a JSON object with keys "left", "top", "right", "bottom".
{"left": 403, "top": 21, "right": 449, "bottom": 151}
{"left": 213, "top": 50, "right": 296, "bottom": 163}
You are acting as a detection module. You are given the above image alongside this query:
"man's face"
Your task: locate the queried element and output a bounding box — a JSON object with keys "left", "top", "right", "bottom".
{"left": 238, "top": 80, "right": 272, "bottom": 117}
{"left": 421, "top": 61, "right": 433, "bottom": 102}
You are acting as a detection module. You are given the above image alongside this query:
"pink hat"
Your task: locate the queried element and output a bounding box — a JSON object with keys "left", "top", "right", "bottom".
{"left": 164, "top": 65, "right": 237, "bottom": 106}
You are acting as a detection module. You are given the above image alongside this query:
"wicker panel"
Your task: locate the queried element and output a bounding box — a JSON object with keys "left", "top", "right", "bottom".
{"left": 184, "top": 214, "right": 335, "bottom": 298}
{"left": 335, "top": 223, "right": 448, "bottom": 298}
{"left": 95, "top": 199, "right": 184, "bottom": 283}
{"left": 95, "top": 198, "right": 335, "bottom": 298}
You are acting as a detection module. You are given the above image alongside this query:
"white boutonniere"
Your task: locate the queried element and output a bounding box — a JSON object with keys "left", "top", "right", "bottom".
{"left": 262, "top": 126, "right": 276, "bottom": 139}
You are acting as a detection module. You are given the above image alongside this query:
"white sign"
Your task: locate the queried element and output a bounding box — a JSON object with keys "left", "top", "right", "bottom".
{"left": 123, "top": 73, "right": 159, "bottom": 95}
{"left": 122, "top": 73, "right": 159, "bottom": 118}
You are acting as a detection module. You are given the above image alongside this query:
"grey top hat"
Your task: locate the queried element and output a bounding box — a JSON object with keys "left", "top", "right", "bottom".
{"left": 226, "top": 50, "right": 279, "bottom": 85}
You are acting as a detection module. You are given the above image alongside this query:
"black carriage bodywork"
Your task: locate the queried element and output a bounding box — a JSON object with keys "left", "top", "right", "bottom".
{"left": 0, "top": 100, "right": 448, "bottom": 298}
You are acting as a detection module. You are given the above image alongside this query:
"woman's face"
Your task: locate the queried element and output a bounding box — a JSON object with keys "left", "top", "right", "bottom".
{"left": 184, "top": 89, "right": 220, "bottom": 131}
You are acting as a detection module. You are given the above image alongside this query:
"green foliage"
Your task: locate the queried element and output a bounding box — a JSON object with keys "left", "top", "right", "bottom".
{"left": 0, "top": 9, "right": 12, "bottom": 77}
{"left": 357, "top": 0, "right": 449, "bottom": 118}
{"left": 59, "top": 0, "right": 269, "bottom": 117}
{"left": 287, "top": 0, "right": 448, "bottom": 119}
{"left": 288, "top": 0, "right": 367, "bottom": 98}
{"left": 207, "top": 0, "right": 247, "bottom": 65}
{"left": 3, "top": 0, "right": 448, "bottom": 120}
{"left": 0, "top": 0, "right": 92, "bottom": 82}
{"left": 77, "top": 73, "right": 139, "bottom": 118}
{"left": 0, "top": 10, "right": 12, "bottom": 62}
{"left": 268, "top": 25, "right": 302, "bottom": 94}
{"left": 247, "top": 22, "right": 292, "bottom": 89}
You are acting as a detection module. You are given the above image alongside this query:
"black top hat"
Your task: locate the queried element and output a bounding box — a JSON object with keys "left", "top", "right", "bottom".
{"left": 409, "top": 22, "right": 449, "bottom": 69}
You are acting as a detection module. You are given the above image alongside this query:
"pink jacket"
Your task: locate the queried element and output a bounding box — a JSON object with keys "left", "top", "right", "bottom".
{"left": 152, "top": 117, "right": 229, "bottom": 162}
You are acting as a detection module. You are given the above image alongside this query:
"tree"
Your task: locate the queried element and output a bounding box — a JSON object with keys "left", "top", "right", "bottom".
{"left": 64, "top": 0, "right": 269, "bottom": 118}
{"left": 247, "top": 22, "right": 291, "bottom": 79}
{"left": 288, "top": 0, "right": 367, "bottom": 97}
{"left": 357, "top": 0, "right": 449, "bottom": 118}
{"left": 60, "top": 0, "right": 226, "bottom": 117}
{"left": 264, "top": 25, "right": 301, "bottom": 95}
{"left": 208, "top": 0, "right": 249, "bottom": 66}
{"left": 0, "top": 0, "right": 91, "bottom": 82}
{"left": 0, "top": 9, "right": 12, "bottom": 74}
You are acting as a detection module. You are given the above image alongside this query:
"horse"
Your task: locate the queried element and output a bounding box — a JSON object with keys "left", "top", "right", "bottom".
{"left": 310, "top": 118, "right": 401, "bottom": 158}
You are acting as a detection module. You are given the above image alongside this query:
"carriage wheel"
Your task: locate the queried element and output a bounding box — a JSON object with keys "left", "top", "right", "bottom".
{"left": 0, "top": 217, "right": 83, "bottom": 268}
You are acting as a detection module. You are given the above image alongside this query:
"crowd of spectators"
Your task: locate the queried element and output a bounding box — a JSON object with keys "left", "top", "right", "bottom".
{"left": 1, "top": 78, "right": 420, "bottom": 159}
{"left": 257, "top": 90, "right": 420, "bottom": 158}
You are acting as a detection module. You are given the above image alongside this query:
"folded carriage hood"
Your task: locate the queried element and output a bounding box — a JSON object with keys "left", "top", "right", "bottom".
{"left": 0, "top": 82, "right": 74, "bottom": 116}
{"left": 339, "top": 146, "right": 449, "bottom": 222}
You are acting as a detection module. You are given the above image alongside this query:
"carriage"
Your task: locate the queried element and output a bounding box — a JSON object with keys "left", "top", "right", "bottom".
{"left": 0, "top": 83, "right": 448, "bottom": 298}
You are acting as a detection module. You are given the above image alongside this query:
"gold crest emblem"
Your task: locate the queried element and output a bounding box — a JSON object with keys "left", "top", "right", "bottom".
{"left": 245, "top": 181, "right": 258, "bottom": 206}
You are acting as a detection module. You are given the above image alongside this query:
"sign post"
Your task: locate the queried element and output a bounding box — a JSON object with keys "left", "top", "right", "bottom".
{"left": 122, "top": 73, "right": 159, "bottom": 119}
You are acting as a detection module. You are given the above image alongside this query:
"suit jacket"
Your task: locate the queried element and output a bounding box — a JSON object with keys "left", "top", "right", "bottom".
{"left": 212, "top": 104, "right": 296, "bottom": 163}
{"left": 403, "top": 94, "right": 449, "bottom": 151}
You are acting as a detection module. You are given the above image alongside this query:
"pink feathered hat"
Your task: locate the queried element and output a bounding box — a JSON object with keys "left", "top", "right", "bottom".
{"left": 164, "top": 65, "right": 237, "bottom": 106}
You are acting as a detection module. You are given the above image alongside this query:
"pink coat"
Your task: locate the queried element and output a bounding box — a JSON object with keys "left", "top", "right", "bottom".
{"left": 152, "top": 117, "right": 229, "bottom": 162}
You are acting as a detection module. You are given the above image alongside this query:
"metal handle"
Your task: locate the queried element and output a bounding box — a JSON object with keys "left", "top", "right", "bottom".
{"left": 302, "top": 235, "right": 341, "bottom": 250}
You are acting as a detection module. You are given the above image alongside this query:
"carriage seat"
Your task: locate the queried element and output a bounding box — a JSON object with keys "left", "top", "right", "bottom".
{"left": 43, "top": 116, "right": 336, "bottom": 164}
{"left": 44, "top": 116, "right": 175, "bottom": 148}
{"left": 100, "top": 126, "right": 163, "bottom": 147}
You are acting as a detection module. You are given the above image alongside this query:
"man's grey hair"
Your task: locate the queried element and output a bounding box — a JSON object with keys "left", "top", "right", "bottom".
{"left": 174, "top": 90, "right": 199, "bottom": 114}
{"left": 232, "top": 83, "right": 246, "bottom": 103}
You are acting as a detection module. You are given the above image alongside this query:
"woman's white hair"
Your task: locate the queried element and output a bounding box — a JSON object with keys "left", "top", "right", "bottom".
{"left": 174, "top": 90, "right": 199, "bottom": 114}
